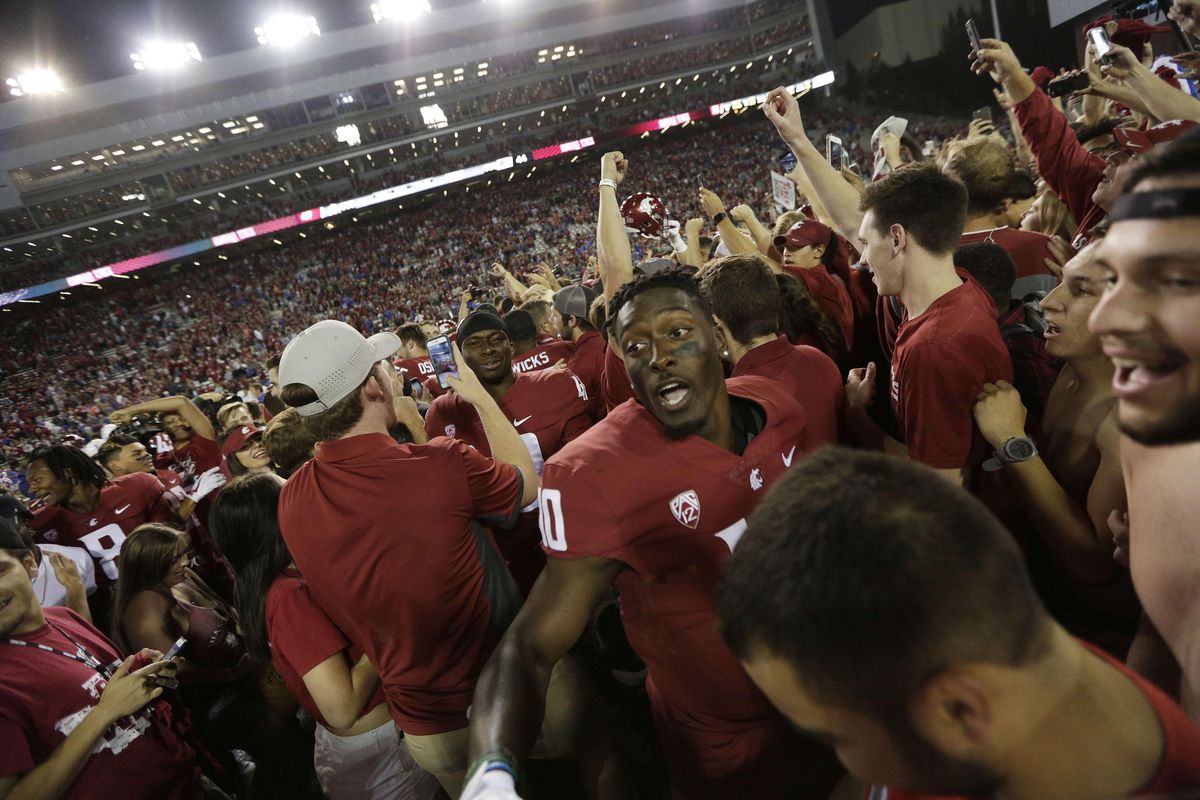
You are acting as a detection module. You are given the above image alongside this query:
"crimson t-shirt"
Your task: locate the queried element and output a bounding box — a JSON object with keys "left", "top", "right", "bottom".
{"left": 32, "top": 473, "right": 176, "bottom": 585}
{"left": 959, "top": 227, "right": 1059, "bottom": 300}
{"left": 871, "top": 643, "right": 1200, "bottom": 799}
{"left": 891, "top": 278, "right": 1013, "bottom": 469}
{"left": 278, "top": 433, "right": 524, "bottom": 735}
{"left": 512, "top": 340, "right": 575, "bottom": 374}
{"left": 784, "top": 264, "right": 855, "bottom": 352}
{"left": 600, "top": 344, "right": 638, "bottom": 412}
{"left": 265, "top": 572, "right": 386, "bottom": 730}
{"left": 731, "top": 336, "right": 844, "bottom": 449}
{"left": 0, "top": 607, "right": 197, "bottom": 798}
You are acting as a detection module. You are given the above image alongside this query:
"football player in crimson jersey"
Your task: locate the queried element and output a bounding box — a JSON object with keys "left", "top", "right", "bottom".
{"left": 425, "top": 312, "right": 591, "bottom": 595}
{"left": 721, "top": 449, "right": 1200, "bottom": 800}
{"left": 464, "top": 262, "right": 842, "bottom": 798}
{"left": 108, "top": 395, "right": 224, "bottom": 490}
{"left": 26, "top": 445, "right": 176, "bottom": 631}
{"left": 394, "top": 322, "right": 436, "bottom": 387}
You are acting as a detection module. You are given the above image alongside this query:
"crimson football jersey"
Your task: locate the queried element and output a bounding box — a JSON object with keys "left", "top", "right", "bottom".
{"left": 32, "top": 472, "right": 176, "bottom": 584}
{"left": 538, "top": 376, "right": 821, "bottom": 796}
{"left": 566, "top": 330, "right": 607, "bottom": 420}
{"left": 426, "top": 368, "right": 592, "bottom": 593}
{"left": 396, "top": 355, "right": 435, "bottom": 386}
{"left": 153, "top": 434, "right": 223, "bottom": 489}
{"left": 0, "top": 607, "right": 198, "bottom": 799}
{"left": 511, "top": 340, "right": 574, "bottom": 374}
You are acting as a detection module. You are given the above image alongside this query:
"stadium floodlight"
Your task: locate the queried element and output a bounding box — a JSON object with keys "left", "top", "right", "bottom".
{"left": 130, "top": 41, "right": 202, "bottom": 71}
{"left": 371, "top": 0, "right": 430, "bottom": 22}
{"left": 335, "top": 123, "right": 362, "bottom": 147}
{"left": 255, "top": 14, "right": 320, "bottom": 47}
{"left": 6, "top": 68, "right": 64, "bottom": 97}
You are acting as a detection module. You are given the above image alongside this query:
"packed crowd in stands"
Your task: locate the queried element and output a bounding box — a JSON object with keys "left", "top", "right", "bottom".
{"left": 0, "top": 43, "right": 827, "bottom": 293}
{"left": 0, "top": 0, "right": 808, "bottom": 244}
{"left": 4, "top": 3, "right": 1200, "bottom": 798}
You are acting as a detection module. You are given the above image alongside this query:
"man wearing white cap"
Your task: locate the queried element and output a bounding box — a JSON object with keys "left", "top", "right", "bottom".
{"left": 273, "top": 320, "right": 544, "bottom": 793}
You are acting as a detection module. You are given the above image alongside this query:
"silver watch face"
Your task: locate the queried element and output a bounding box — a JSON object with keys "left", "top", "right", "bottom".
{"left": 1006, "top": 438, "right": 1036, "bottom": 460}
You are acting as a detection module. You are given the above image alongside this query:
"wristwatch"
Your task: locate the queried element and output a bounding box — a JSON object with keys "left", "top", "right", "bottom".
{"left": 712, "top": 211, "right": 728, "bottom": 226}
{"left": 982, "top": 436, "right": 1039, "bottom": 472}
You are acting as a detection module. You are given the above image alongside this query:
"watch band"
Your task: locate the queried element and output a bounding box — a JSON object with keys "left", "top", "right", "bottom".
{"left": 712, "top": 211, "right": 728, "bottom": 225}
{"left": 982, "top": 436, "right": 1037, "bottom": 472}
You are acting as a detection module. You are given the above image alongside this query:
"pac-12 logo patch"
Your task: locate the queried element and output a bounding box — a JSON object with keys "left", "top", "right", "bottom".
{"left": 669, "top": 490, "right": 701, "bottom": 529}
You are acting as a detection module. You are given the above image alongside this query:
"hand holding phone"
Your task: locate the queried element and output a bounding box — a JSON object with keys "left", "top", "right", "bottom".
{"left": 825, "top": 134, "right": 844, "bottom": 171}
{"left": 1046, "top": 72, "right": 1090, "bottom": 98}
{"left": 161, "top": 636, "right": 187, "bottom": 661}
{"left": 1088, "top": 27, "right": 1114, "bottom": 65}
{"left": 426, "top": 335, "right": 459, "bottom": 389}
{"left": 966, "top": 18, "right": 982, "bottom": 53}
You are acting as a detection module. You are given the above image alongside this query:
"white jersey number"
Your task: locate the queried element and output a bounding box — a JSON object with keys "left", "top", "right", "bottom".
{"left": 76, "top": 523, "right": 128, "bottom": 581}
{"left": 538, "top": 488, "right": 568, "bottom": 552}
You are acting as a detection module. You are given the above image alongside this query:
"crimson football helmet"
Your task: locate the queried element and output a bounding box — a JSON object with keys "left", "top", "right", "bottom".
{"left": 621, "top": 192, "right": 668, "bottom": 239}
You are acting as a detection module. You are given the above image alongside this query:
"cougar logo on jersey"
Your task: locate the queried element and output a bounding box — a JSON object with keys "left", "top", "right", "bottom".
{"left": 749, "top": 468, "right": 763, "bottom": 491}
{"left": 669, "top": 490, "right": 701, "bottom": 529}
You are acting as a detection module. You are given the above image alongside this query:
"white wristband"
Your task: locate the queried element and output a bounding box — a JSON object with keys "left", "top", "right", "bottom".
{"left": 598, "top": 179, "right": 618, "bottom": 191}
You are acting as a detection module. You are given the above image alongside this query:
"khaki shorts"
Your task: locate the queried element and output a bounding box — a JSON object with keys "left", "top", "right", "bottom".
{"left": 403, "top": 656, "right": 591, "bottom": 797}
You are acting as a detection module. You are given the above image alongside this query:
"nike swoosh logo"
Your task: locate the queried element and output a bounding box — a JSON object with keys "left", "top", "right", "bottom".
{"left": 513, "top": 415, "right": 533, "bottom": 427}
{"left": 114, "top": 504, "right": 132, "bottom": 514}
{"left": 781, "top": 446, "right": 796, "bottom": 468}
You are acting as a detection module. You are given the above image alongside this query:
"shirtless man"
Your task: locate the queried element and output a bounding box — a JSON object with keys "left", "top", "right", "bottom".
{"left": 973, "top": 241, "right": 1136, "bottom": 641}
{"left": 1087, "top": 135, "right": 1200, "bottom": 719}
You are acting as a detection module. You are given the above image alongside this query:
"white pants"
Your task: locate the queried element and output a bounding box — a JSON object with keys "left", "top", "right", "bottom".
{"left": 313, "top": 719, "right": 443, "bottom": 800}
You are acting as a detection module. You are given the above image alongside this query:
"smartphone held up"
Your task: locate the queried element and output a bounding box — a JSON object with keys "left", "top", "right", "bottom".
{"left": 426, "top": 335, "right": 459, "bottom": 389}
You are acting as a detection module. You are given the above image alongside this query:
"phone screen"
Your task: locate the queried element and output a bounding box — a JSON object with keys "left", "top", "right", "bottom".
{"left": 966, "top": 19, "right": 982, "bottom": 52}
{"left": 426, "top": 335, "right": 459, "bottom": 389}
{"left": 161, "top": 636, "right": 187, "bottom": 661}
{"left": 1088, "top": 27, "right": 1113, "bottom": 62}
{"left": 826, "top": 135, "right": 844, "bottom": 171}
{"left": 779, "top": 151, "right": 797, "bottom": 173}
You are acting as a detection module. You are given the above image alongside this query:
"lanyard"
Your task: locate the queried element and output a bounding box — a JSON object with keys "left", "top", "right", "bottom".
{"left": 4, "top": 622, "right": 117, "bottom": 679}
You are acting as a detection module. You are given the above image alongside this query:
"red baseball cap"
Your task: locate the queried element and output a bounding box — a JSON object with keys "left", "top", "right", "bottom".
{"left": 774, "top": 219, "right": 833, "bottom": 251}
{"left": 1116, "top": 120, "right": 1199, "bottom": 154}
{"left": 222, "top": 425, "right": 264, "bottom": 456}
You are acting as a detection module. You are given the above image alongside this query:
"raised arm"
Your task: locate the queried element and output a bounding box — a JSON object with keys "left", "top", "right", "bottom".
{"left": 1098, "top": 43, "right": 1200, "bottom": 123}
{"left": 445, "top": 343, "right": 537, "bottom": 506}
{"left": 729, "top": 205, "right": 775, "bottom": 259}
{"left": 467, "top": 554, "right": 622, "bottom": 784}
{"left": 763, "top": 87, "right": 865, "bottom": 244}
{"left": 596, "top": 152, "right": 635, "bottom": 301}
{"left": 108, "top": 396, "right": 216, "bottom": 442}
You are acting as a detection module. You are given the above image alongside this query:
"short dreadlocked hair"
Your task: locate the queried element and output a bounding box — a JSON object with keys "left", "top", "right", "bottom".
{"left": 27, "top": 445, "right": 108, "bottom": 490}
{"left": 607, "top": 266, "right": 714, "bottom": 339}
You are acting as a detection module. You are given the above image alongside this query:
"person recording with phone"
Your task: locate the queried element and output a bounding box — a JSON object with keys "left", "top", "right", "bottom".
{"left": 425, "top": 312, "right": 592, "bottom": 596}
{"left": 274, "top": 321, "right": 612, "bottom": 795}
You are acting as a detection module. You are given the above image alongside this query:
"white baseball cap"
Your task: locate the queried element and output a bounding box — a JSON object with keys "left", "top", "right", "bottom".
{"left": 279, "top": 320, "right": 401, "bottom": 417}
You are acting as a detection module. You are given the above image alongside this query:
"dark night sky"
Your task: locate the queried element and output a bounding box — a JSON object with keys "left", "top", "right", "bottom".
{"left": 0, "top": 0, "right": 382, "bottom": 89}
{"left": 0, "top": 0, "right": 891, "bottom": 91}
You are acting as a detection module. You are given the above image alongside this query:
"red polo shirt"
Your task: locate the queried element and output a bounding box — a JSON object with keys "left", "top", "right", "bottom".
{"left": 566, "top": 330, "right": 607, "bottom": 419}
{"left": 278, "top": 433, "right": 524, "bottom": 734}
